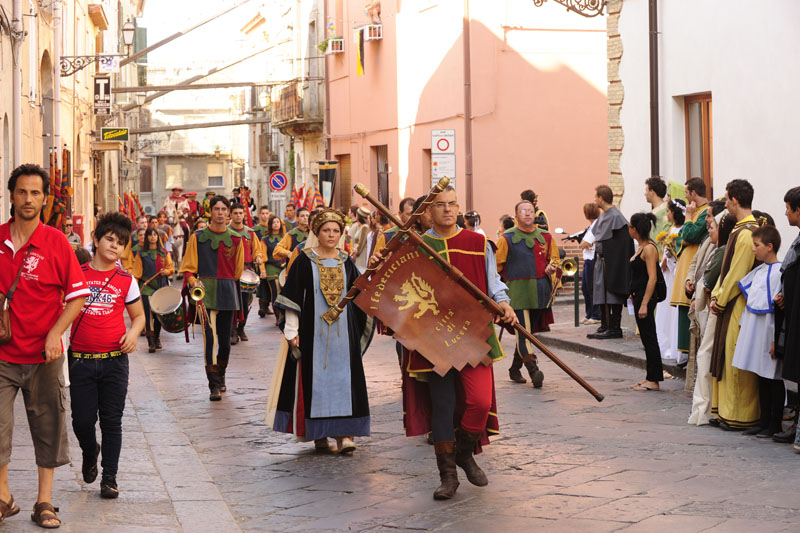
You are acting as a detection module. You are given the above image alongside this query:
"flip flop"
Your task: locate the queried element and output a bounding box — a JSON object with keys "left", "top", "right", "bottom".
{"left": 632, "top": 383, "right": 659, "bottom": 391}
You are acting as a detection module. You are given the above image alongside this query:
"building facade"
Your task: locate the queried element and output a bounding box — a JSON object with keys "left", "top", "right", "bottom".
{"left": 613, "top": 0, "right": 797, "bottom": 246}
{"left": 326, "top": 0, "right": 608, "bottom": 235}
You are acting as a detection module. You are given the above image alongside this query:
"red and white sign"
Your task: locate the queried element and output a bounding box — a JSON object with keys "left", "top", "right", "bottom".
{"left": 269, "top": 171, "right": 288, "bottom": 191}
{"left": 431, "top": 129, "right": 455, "bottom": 154}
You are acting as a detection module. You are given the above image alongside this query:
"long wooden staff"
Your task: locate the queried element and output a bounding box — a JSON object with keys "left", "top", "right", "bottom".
{"left": 320, "top": 177, "right": 450, "bottom": 325}
{"left": 353, "top": 183, "right": 605, "bottom": 403}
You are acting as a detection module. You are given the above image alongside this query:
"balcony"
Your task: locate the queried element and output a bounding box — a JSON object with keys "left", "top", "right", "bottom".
{"left": 272, "top": 80, "right": 324, "bottom": 137}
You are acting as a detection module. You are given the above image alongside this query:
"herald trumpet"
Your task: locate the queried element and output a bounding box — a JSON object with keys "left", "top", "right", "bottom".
{"left": 561, "top": 258, "right": 579, "bottom": 277}
{"left": 190, "top": 285, "right": 206, "bottom": 302}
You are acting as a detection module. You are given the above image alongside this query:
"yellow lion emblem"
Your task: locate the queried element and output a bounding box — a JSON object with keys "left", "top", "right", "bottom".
{"left": 394, "top": 273, "right": 440, "bottom": 319}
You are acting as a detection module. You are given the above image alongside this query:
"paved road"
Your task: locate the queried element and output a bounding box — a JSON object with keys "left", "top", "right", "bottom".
{"left": 3, "top": 313, "right": 799, "bottom": 532}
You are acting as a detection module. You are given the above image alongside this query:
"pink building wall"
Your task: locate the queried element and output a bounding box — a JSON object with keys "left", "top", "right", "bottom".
{"left": 327, "top": 0, "right": 607, "bottom": 237}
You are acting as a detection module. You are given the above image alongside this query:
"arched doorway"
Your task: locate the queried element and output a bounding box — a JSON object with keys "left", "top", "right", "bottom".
{"left": 40, "top": 51, "right": 54, "bottom": 167}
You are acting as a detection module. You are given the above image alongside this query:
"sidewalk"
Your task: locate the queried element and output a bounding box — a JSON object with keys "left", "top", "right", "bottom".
{"left": 539, "top": 302, "right": 687, "bottom": 380}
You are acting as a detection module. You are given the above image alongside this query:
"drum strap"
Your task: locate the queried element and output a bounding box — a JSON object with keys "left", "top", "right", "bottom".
{"left": 70, "top": 271, "right": 118, "bottom": 345}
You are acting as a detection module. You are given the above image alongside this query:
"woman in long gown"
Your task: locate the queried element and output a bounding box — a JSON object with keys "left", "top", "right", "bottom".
{"left": 656, "top": 199, "right": 685, "bottom": 363}
{"left": 272, "top": 209, "right": 374, "bottom": 454}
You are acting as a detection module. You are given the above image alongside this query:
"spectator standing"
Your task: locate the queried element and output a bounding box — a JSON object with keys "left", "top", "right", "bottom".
{"left": 645, "top": 177, "right": 671, "bottom": 255}
{"left": 774, "top": 187, "right": 800, "bottom": 445}
{"left": 63, "top": 218, "right": 82, "bottom": 249}
{"left": 655, "top": 199, "right": 685, "bottom": 363}
{"left": 628, "top": 213, "right": 664, "bottom": 391}
{"left": 733, "top": 226, "right": 784, "bottom": 437}
{"left": 579, "top": 203, "right": 602, "bottom": 324}
{"left": 0, "top": 164, "right": 91, "bottom": 528}
{"left": 710, "top": 179, "right": 760, "bottom": 430}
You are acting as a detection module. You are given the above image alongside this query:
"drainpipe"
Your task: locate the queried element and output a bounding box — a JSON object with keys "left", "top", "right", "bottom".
{"left": 462, "top": 0, "right": 474, "bottom": 210}
{"left": 648, "top": 0, "right": 659, "bottom": 178}
{"left": 323, "top": 0, "right": 331, "bottom": 161}
{"left": 12, "top": 0, "right": 22, "bottom": 165}
{"left": 54, "top": 0, "right": 62, "bottom": 166}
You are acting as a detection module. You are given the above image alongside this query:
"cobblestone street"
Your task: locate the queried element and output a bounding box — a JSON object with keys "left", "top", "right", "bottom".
{"left": 4, "top": 316, "right": 800, "bottom": 532}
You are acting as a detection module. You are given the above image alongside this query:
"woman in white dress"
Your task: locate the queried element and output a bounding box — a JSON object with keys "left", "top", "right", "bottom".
{"left": 655, "top": 199, "right": 685, "bottom": 363}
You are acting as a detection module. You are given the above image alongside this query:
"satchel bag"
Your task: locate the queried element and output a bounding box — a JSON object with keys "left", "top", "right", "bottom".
{"left": 0, "top": 247, "right": 33, "bottom": 345}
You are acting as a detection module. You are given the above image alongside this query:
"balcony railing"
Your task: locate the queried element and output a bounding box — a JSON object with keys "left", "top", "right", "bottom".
{"left": 272, "top": 80, "right": 323, "bottom": 136}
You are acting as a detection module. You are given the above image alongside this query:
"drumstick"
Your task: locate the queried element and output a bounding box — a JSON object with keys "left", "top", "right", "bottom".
{"left": 141, "top": 272, "right": 161, "bottom": 287}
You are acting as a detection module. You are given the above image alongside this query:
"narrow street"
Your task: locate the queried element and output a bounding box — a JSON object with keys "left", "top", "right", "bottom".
{"left": 5, "top": 316, "right": 798, "bottom": 532}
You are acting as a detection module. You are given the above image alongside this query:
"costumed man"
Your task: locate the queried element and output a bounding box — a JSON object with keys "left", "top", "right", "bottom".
{"left": 588, "top": 185, "right": 634, "bottom": 340}
{"left": 284, "top": 203, "right": 298, "bottom": 232}
{"left": 254, "top": 206, "right": 275, "bottom": 317}
{"left": 520, "top": 189, "right": 550, "bottom": 230}
{"left": 496, "top": 199, "right": 559, "bottom": 387}
{"left": 162, "top": 187, "right": 190, "bottom": 273}
{"left": 672, "top": 177, "right": 709, "bottom": 359}
{"left": 258, "top": 215, "right": 286, "bottom": 320}
{"left": 180, "top": 196, "right": 244, "bottom": 401}
{"left": 774, "top": 186, "right": 800, "bottom": 444}
{"left": 710, "top": 179, "right": 761, "bottom": 430}
{"left": 185, "top": 191, "right": 201, "bottom": 226}
{"left": 253, "top": 206, "right": 272, "bottom": 241}
{"left": 274, "top": 207, "right": 310, "bottom": 261}
{"left": 202, "top": 191, "right": 215, "bottom": 219}
{"left": 645, "top": 177, "right": 671, "bottom": 255}
{"left": 229, "top": 203, "right": 265, "bottom": 344}
{"left": 272, "top": 209, "right": 374, "bottom": 454}
{"left": 400, "top": 186, "right": 518, "bottom": 500}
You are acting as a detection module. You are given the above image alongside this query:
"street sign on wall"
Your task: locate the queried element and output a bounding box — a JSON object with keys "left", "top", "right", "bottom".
{"left": 101, "top": 128, "right": 128, "bottom": 141}
{"left": 431, "top": 129, "right": 455, "bottom": 188}
{"left": 94, "top": 76, "right": 111, "bottom": 115}
{"left": 269, "top": 171, "right": 288, "bottom": 191}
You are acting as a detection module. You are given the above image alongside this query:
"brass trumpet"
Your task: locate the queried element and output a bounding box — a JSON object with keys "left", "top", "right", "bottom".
{"left": 190, "top": 285, "right": 206, "bottom": 302}
{"left": 561, "top": 258, "right": 579, "bottom": 277}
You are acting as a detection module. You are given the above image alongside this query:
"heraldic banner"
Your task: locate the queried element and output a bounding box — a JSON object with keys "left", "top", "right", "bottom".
{"left": 353, "top": 240, "right": 494, "bottom": 376}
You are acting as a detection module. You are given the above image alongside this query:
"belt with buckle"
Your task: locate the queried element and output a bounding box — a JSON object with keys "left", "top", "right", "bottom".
{"left": 69, "top": 349, "right": 124, "bottom": 359}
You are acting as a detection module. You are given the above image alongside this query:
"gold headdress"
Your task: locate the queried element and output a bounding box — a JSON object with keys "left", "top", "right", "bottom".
{"left": 311, "top": 208, "right": 346, "bottom": 235}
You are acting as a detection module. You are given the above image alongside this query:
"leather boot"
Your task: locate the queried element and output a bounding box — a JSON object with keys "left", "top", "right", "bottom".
{"left": 230, "top": 327, "right": 239, "bottom": 345}
{"left": 258, "top": 300, "right": 267, "bottom": 318}
{"left": 524, "top": 356, "right": 544, "bottom": 389}
{"left": 433, "top": 441, "right": 459, "bottom": 500}
{"left": 455, "top": 431, "right": 488, "bottom": 487}
{"left": 206, "top": 365, "right": 222, "bottom": 400}
{"left": 237, "top": 323, "right": 248, "bottom": 342}
{"left": 147, "top": 335, "right": 156, "bottom": 353}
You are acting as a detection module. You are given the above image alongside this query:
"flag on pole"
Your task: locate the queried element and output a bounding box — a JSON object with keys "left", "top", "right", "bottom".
{"left": 291, "top": 183, "right": 305, "bottom": 209}
{"left": 356, "top": 28, "right": 365, "bottom": 76}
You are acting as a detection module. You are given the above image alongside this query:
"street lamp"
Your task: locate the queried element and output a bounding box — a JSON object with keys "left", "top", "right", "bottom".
{"left": 122, "top": 20, "right": 136, "bottom": 53}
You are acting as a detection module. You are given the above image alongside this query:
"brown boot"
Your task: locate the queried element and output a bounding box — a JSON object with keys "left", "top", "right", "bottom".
{"left": 433, "top": 441, "right": 459, "bottom": 500}
{"left": 455, "top": 431, "right": 488, "bottom": 487}
{"left": 237, "top": 323, "right": 248, "bottom": 342}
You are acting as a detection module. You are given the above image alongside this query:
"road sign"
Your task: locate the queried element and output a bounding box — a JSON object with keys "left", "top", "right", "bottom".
{"left": 94, "top": 76, "right": 111, "bottom": 115}
{"left": 432, "top": 153, "right": 456, "bottom": 189}
{"left": 269, "top": 171, "right": 288, "bottom": 191}
{"left": 101, "top": 128, "right": 129, "bottom": 141}
{"left": 432, "top": 129, "right": 455, "bottom": 154}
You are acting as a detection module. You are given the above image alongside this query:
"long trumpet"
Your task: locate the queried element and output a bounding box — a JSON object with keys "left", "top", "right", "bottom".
{"left": 190, "top": 285, "right": 206, "bottom": 301}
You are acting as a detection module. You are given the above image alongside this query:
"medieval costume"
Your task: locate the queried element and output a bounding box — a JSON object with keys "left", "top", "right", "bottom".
{"left": 257, "top": 232, "right": 286, "bottom": 318}
{"left": 733, "top": 261, "right": 785, "bottom": 436}
{"left": 496, "top": 225, "right": 559, "bottom": 386}
{"left": 180, "top": 227, "right": 244, "bottom": 399}
{"left": 273, "top": 226, "right": 309, "bottom": 261}
{"left": 162, "top": 189, "right": 190, "bottom": 271}
{"left": 775, "top": 232, "right": 800, "bottom": 445}
{"left": 271, "top": 210, "right": 374, "bottom": 447}
{"left": 684, "top": 233, "right": 715, "bottom": 391}
{"left": 400, "top": 227, "right": 507, "bottom": 500}
{"left": 230, "top": 224, "right": 264, "bottom": 343}
{"left": 650, "top": 201, "right": 671, "bottom": 256}
{"left": 672, "top": 202, "right": 709, "bottom": 355}
{"left": 132, "top": 248, "right": 174, "bottom": 352}
{"left": 590, "top": 206, "right": 634, "bottom": 338}
{"left": 655, "top": 225, "right": 682, "bottom": 361}
{"left": 710, "top": 215, "right": 761, "bottom": 428}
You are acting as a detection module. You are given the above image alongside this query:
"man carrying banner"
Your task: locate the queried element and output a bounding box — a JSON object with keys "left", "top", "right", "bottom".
{"left": 381, "top": 186, "right": 517, "bottom": 500}
{"left": 496, "top": 199, "right": 559, "bottom": 387}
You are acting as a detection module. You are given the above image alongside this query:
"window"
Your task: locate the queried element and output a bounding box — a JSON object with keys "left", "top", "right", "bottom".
{"left": 140, "top": 158, "right": 152, "bottom": 193}
{"left": 684, "top": 93, "right": 713, "bottom": 198}
{"left": 165, "top": 164, "right": 183, "bottom": 189}
{"left": 207, "top": 162, "right": 224, "bottom": 188}
{"left": 374, "top": 145, "right": 389, "bottom": 206}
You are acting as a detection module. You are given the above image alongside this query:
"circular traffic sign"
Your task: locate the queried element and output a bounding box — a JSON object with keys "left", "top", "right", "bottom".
{"left": 269, "top": 171, "right": 288, "bottom": 191}
{"left": 436, "top": 138, "right": 450, "bottom": 152}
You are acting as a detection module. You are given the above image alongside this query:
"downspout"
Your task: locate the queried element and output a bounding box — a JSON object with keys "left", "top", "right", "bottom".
{"left": 12, "top": 0, "right": 22, "bottom": 165}
{"left": 462, "top": 0, "right": 474, "bottom": 210}
{"left": 323, "top": 0, "right": 331, "bottom": 161}
{"left": 648, "top": 0, "right": 659, "bottom": 178}
{"left": 54, "top": 0, "right": 61, "bottom": 166}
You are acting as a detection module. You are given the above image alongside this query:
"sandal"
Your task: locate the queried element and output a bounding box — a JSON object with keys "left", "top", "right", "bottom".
{"left": 0, "top": 495, "right": 20, "bottom": 522}
{"left": 31, "top": 502, "right": 61, "bottom": 529}
{"left": 632, "top": 383, "right": 659, "bottom": 391}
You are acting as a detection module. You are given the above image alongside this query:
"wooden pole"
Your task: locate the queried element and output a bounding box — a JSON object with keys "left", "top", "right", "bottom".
{"left": 355, "top": 183, "right": 605, "bottom": 403}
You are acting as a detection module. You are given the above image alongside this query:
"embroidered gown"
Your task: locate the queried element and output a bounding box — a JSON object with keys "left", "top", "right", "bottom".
{"left": 272, "top": 249, "right": 374, "bottom": 441}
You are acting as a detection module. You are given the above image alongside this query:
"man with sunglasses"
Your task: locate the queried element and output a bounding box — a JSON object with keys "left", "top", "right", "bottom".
{"left": 63, "top": 218, "right": 82, "bottom": 249}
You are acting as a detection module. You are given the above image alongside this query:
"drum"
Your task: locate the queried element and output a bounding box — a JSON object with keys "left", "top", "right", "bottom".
{"left": 240, "top": 269, "right": 259, "bottom": 293}
{"left": 150, "top": 286, "right": 186, "bottom": 333}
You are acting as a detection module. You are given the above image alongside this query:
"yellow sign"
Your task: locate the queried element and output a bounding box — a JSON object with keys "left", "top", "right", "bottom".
{"left": 101, "top": 128, "right": 129, "bottom": 141}
{"left": 394, "top": 274, "right": 439, "bottom": 319}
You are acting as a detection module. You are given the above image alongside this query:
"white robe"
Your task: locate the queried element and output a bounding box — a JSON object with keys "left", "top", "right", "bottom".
{"left": 732, "top": 262, "right": 783, "bottom": 379}
{"left": 656, "top": 228, "right": 681, "bottom": 361}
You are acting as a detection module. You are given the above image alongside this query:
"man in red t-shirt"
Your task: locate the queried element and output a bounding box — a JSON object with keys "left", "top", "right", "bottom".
{"left": 0, "top": 164, "right": 90, "bottom": 528}
{"left": 69, "top": 212, "right": 145, "bottom": 500}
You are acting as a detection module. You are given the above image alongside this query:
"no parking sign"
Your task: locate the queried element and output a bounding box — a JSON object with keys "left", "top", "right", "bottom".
{"left": 269, "top": 171, "right": 288, "bottom": 192}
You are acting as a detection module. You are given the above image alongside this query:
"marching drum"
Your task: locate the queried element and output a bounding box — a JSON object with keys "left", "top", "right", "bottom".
{"left": 240, "top": 269, "right": 259, "bottom": 293}
{"left": 150, "top": 286, "right": 187, "bottom": 333}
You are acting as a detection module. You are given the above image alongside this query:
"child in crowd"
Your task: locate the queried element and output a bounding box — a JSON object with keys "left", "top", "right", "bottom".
{"left": 733, "top": 225, "right": 785, "bottom": 437}
{"left": 69, "top": 212, "right": 145, "bottom": 499}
